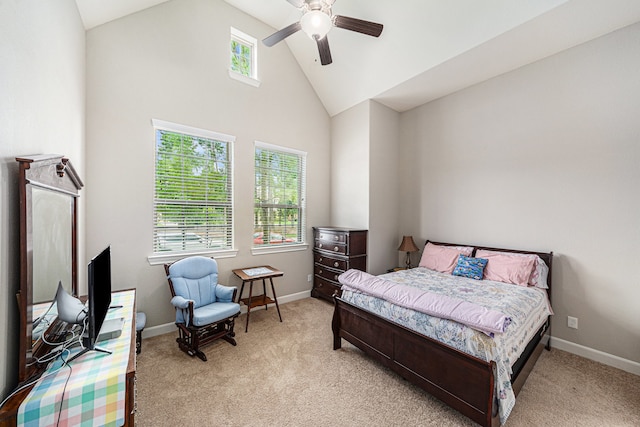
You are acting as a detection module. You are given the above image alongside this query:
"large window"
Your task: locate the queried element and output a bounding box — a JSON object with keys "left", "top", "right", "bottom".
{"left": 152, "top": 119, "right": 234, "bottom": 256}
{"left": 254, "top": 142, "right": 306, "bottom": 248}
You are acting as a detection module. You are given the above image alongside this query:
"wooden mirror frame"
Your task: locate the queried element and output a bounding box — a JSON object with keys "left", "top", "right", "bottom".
{"left": 16, "top": 155, "right": 83, "bottom": 382}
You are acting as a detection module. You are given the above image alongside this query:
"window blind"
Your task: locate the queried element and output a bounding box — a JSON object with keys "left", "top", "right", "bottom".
{"left": 253, "top": 141, "right": 306, "bottom": 247}
{"left": 153, "top": 120, "right": 234, "bottom": 254}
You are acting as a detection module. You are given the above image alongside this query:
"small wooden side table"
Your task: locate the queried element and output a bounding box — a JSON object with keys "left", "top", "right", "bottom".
{"left": 232, "top": 266, "right": 283, "bottom": 332}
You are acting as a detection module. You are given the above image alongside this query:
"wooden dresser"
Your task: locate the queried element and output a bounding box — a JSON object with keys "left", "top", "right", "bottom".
{"left": 311, "top": 227, "right": 367, "bottom": 301}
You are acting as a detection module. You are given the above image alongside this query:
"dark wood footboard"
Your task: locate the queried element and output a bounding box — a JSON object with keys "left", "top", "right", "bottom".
{"left": 332, "top": 295, "right": 550, "bottom": 426}
{"left": 333, "top": 296, "right": 501, "bottom": 427}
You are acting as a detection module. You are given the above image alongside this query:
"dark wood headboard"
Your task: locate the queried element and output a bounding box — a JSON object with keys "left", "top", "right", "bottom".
{"left": 425, "top": 240, "right": 553, "bottom": 302}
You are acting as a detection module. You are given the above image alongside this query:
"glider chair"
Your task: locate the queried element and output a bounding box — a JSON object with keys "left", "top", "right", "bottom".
{"left": 165, "top": 256, "right": 240, "bottom": 361}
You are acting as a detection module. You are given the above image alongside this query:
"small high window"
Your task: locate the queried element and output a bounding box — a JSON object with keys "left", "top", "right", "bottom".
{"left": 230, "top": 27, "right": 260, "bottom": 87}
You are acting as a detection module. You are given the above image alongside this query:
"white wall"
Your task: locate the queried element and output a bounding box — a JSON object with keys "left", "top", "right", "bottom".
{"left": 85, "top": 0, "right": 330, "bottom": 329}
{"left": 0, "top": 0, "right": 85, "bottom": 398}
{"left": 330, "top": 100, "right": 402, "bottom": 275}
{"left": 368, "top": 101, "right": 401, "bottom": 275}
{"left": 330, "top": 101, "right": 370, "bottom": 229}
{"left": 399, "top": 22, "right": 640, "bottom": 364}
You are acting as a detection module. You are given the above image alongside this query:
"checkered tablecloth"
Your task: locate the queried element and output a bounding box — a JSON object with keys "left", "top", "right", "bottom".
{"left": 18, "top": 290, "right": 135, "bottom": 427}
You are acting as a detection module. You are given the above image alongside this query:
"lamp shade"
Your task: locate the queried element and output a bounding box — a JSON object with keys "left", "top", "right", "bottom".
{"left": 398, "top": 236, "right": 419, "bottom": 253}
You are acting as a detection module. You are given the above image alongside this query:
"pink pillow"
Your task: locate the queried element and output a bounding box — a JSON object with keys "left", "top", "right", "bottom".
{"left": 475, "top": 250, "right": 549, "bottom": 288}
{"left": 419, "top": 243, "right": 473, "bottom": 274}
{"left": 476, "top": 249, "right": 536, "bottom": 287}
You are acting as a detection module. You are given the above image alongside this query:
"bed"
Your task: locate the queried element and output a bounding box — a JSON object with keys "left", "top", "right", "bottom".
{"left": 332, "top": 241, "right": 553, "bottom": 427}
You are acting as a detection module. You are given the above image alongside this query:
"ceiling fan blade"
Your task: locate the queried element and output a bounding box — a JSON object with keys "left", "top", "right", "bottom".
{"left": 287, "top": 0, "right": 305, "bottom": 8}
{"left": 263, "top": 22, "right": 302, "bottom": 47}
{"left": 334, "top": 15, "right": 383, "bottom": 37}
{"left": 315, "top": 35, "right": 332, "bottom": 66}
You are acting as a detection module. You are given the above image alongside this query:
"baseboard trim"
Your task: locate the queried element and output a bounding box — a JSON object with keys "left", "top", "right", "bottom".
{"left": 142, "top": 290, "right": 312, "bottom": 339}
{"left": 550, "top": 336, "right": 640, "bottom": 376}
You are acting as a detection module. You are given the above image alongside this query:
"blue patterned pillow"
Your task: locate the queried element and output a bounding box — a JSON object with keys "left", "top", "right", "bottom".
{"left": 452, "top": 255, "right": 488, "bottom": 280}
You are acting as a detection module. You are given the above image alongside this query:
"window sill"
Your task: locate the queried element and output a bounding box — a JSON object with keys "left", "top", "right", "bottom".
{"left": 147, "top": 249, "right": 238, "bottom": 266}
{"left": 251, "top": 243, "right": 309, "bottom": 256}
{"left": 228, "top": 70, "right": 261, "bottom": 87}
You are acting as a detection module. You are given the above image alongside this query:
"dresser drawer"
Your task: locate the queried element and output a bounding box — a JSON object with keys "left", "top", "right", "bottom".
{"left": 317, "top": 230, "right": 346, "bottom": 244}
{"left": 311, "top": 276, "right": 342, "bottom": 300}
{"left": 314, "top": 265, "right": 342, "bottom": 284}
{"left": 315, "top": 240, "right": 347, "bottom": 255}
{"left": 314, "top": 252, "right": 347, "bottom": 270}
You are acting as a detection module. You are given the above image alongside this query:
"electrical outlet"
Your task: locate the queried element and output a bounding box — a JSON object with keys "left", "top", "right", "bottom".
{"left": 307, "top": 274, "right": 312, "bottom": 282}
{"left": 567, "top": 316, "right": 578, "bottom": 329}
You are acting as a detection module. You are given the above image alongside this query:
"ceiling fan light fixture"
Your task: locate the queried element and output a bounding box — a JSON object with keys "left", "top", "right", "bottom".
{"left": 263, "top": 0, "right": 382, "bottom": 66}
{"left": 301, "top": 10, "right": 332, "bottom": 39}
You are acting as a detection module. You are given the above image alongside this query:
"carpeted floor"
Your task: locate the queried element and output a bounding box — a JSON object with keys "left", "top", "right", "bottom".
{"left": 135, "top": 297, "right": 640, "bottom": 426}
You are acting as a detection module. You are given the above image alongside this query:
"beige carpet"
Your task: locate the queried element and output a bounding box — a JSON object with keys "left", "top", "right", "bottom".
{"left": 135, "top": 298, "right": 640, "bottom": 426}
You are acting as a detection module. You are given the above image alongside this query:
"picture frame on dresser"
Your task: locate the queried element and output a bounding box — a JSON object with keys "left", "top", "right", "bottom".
{"left": 311, "top": 227, "right": 367, "bottom": 301}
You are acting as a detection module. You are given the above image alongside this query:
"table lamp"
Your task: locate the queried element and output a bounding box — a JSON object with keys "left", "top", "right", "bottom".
{"left": 398, "top": 236, "right": 419, "bottom": 269}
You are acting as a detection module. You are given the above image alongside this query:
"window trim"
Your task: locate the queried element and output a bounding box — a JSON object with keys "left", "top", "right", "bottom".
{"left": 147, "top": 119, "right": 237, "bottom": 264}
{"left": 251, "top": 141, "right": 307, "bottom": 256}
{"left": 152, "top": 119, "right": 236, "bottom": 143}
{"left": 148, "top": 248, "right": 238, "bottom": 266}
{"left": 250, "top": 242, "right": 308, "bottom": 256}
{"left": 229, "top": 27, "right": 261, "bottom": 87}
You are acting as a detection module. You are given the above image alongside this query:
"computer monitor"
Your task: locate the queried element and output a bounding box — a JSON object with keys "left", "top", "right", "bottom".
{"left": 65, "top": 246, "right": 113, "bottom": 362}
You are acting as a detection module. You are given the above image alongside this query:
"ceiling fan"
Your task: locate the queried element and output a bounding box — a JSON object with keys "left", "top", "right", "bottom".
{"left": 263, "top": 0, "right": 384, "bottom": 66}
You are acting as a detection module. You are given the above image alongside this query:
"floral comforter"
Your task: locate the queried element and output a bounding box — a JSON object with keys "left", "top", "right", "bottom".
{"left": 339, "top": 267, "right": 553, "bottom": 424}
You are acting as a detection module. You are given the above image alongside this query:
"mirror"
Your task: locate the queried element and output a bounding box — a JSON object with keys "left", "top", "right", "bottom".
{"left": 32, "top": 187, "right": 73, "bottom": 302}
{"left": 16, "top": 155, "right": 83, "bottom": 382}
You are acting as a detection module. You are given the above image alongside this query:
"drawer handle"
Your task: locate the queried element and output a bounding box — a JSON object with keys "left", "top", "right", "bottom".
{"left": 333, "top": 246, "right": 339, "bottom": 252}
{"left": 334, "top": 235, "right": 339, "bottom": 241}
{"left": 319, "top": 269, "right": 323, "bottom": 274}
{"left": 319, "top": 243, "right": 323, "bottom": 248}
{"left": 319, "top": 257, "right": 323, "bottom": 262}
{"left": 334, "top": 275, "right": 338, "bottom": 280}
{"left": 334, "top": 262, "right": 339, "bottom": 267}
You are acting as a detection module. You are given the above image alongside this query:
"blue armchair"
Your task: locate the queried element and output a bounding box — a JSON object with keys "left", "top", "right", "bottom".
{"left": 165, "top": 256, "right": 240, "bottom": 361}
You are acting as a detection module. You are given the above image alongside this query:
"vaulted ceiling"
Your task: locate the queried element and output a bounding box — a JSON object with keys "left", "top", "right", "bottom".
{"left": 76, "top": 0, "right": 640, "bottom": 116}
